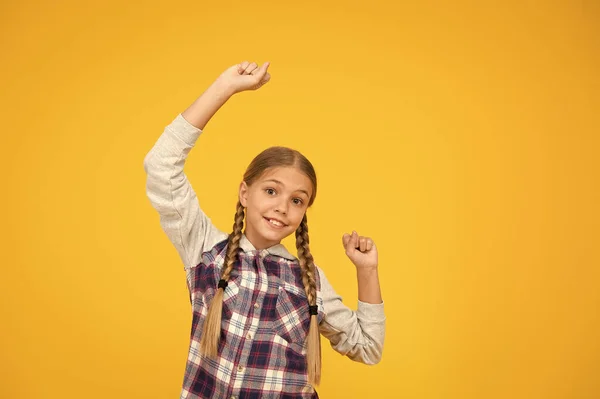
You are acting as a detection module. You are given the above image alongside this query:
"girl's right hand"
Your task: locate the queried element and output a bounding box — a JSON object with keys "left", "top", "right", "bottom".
{"left": 218, "top": 61, "right": 271, "bottom": 94}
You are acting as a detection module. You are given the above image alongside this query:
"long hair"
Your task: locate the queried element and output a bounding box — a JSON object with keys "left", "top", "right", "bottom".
{"left": 199, "top": 146, "right": 321, "bottom": 385}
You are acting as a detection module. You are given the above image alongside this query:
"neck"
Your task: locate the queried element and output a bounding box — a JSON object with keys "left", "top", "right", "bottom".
{"left": 243, "top": 228, "right": 280, "bottom": 250}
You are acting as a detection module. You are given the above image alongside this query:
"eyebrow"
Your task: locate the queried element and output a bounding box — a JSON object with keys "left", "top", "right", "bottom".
{"left": 263, "top": 179, "right": 310, "bottom": 197}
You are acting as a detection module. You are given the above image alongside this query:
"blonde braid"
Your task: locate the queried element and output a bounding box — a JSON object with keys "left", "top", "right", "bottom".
{"left": 199, "top": 200, "right": 245, "bottom": 358}
{"left": 295, "top": 214, "right": 321, "bottom": 386}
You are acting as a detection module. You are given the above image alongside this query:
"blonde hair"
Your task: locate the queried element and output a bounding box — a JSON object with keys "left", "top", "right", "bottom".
{"left": 199, "top": 146, "right": 321, "bottom": 385}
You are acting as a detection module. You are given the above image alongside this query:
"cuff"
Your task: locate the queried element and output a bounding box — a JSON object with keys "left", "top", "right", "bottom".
{"left": 357, "top": 300, "right": 386, "bottom": 322}
{"left": 167, "top": 113, "right": 203, "bottom": 147}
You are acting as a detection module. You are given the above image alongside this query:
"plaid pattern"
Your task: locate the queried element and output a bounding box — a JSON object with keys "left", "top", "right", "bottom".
{"left": 181, "top": 238, "right": 325, "bottom": 399}
{"left": 144, "top": 112, "right": 386, "bottom": 397}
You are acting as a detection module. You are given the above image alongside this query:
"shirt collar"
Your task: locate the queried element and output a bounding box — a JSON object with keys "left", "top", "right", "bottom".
{"left": 239, "top": 234, "right": 297, "bottom": 261}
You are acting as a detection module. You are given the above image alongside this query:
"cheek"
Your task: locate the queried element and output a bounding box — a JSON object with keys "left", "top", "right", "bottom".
{"left": 247, "top": 204, "right": 262, "bottom": 218}
{"left": 246, "top": 197, "right": 268, "bottom": 217}
{"left": 290, "top": 209, "right": 306, "bottom": 226}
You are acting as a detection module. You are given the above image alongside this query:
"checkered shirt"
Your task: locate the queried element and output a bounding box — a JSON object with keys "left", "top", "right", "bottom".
{"left": 144, "top": 112, "right": 387, "bottom": 399}
{"left": 181, "top": 238, "right": 324, "bottom": 398}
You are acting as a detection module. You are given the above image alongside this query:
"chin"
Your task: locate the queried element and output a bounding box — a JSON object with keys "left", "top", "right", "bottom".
{"left": 262, "top": 229, "right": 286, "bottom": 241}
{"left": 263, "top": 229, "right": 293, "bottom": 245}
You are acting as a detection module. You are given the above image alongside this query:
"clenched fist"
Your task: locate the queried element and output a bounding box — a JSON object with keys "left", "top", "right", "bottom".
{"left": 218, "top": 61, "right": 271, "bottom": 94}
{"left": 342, "top": 231, "right": 378, "bottom": 270}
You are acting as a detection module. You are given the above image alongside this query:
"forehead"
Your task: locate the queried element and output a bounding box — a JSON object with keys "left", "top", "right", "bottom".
{"left": 258, "top": 167, "right": 313, "bottom": 194}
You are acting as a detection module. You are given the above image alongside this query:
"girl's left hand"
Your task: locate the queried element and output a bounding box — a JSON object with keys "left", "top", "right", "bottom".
{"left": 342, "top": 231, "right": 378, "bottom": 270}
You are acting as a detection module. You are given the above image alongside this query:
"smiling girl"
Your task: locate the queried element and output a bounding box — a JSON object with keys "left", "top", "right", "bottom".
{"left": 144, "top": 61, "right": 386, "bottom": 398}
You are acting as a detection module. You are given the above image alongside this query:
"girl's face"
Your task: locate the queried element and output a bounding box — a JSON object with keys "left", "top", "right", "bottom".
{"left": 239, "top": 166, "right": 313, "bottom": 250}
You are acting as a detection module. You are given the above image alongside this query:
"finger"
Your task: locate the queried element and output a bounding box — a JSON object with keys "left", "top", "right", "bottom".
{"left": 253, "top": 62, "right": 270, "bottom": 80}
{"left": 244, "top": 62, "right": 258, "bottom": 74}
{"left": 342, "top": 233, "right": 351, "bottom": 248}
{"left": 359, "top": 237, "right": 367, "bottom": 252}
{"left": 344, "top": 233, "right": 356, "bottom": 255}
{"left": 249, "top": 63, "right": 261, "bottom": 75}
{"left": 366, "top": 239, "right": 373, "bottom": 251}
{"left": 352, "top": 231, "right": 359, "bottom": 249}
{"left": 238, "top": 61, "right": 249, "bottom": 74}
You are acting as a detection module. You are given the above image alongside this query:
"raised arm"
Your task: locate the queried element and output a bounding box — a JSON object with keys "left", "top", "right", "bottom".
{"left": 182, "top": 60, "right": 271, "bottom": 130}
{"left": 318, "top": 267, "right": 386, "bottom": 365}
{"left": 143, "top": 61, "right": 271, "bottom": 270}
{"left": 317, "top": 231, "right": 385, "bottom": 364}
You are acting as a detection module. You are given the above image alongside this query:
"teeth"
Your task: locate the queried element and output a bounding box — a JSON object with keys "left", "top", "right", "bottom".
{"left": 268, "top": 219, "right": 283, "bottom": 227}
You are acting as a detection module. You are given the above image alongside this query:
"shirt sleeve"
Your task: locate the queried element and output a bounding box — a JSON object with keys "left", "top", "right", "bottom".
{"left": 317, "top": 266, "right": 386, "bottom": 365}
{"left": 143, "top": 113, "right": 227, "bottom": 270}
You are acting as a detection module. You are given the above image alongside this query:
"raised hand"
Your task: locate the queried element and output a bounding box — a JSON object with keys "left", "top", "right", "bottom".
{"left": 342, "top": 231, "right": 379, "bottom": 270}
{"left": 218, "top": 61, "right": 271, "bottom": 94}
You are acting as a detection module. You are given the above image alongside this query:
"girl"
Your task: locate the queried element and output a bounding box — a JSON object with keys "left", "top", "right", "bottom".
{"left": 144, "top": 61, "right": 386, "bottom": 399}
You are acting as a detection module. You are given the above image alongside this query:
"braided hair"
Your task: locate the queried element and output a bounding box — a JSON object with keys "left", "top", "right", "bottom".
{"left": 295, "top": 213, "right": 321, "bottom": 385}
{"left": 198, "top": 146, "right": 320, "bottom": 385}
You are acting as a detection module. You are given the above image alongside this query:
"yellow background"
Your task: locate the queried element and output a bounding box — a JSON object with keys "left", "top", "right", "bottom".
{"left": 1, "top": 0, "right": 598, "bottom": 398}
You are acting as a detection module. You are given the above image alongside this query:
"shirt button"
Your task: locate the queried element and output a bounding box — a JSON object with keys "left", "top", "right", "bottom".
{"left": 238, "top": 365, "right": 244, "bottom": 372}
{"left": 254, "top": 303, "right": 259, "bottom": 309}
{"left": 247, "top": 333, "right": 252, "bottom": 339}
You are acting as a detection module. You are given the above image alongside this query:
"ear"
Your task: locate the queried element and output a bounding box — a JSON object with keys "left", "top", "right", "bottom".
{"left": 239, "top": 181, "right": 249, "bottom": 207}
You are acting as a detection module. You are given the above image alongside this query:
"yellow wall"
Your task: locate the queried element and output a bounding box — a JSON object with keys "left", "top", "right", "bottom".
{"left": 1, "top": 1, "right": 598, "bottom": 398}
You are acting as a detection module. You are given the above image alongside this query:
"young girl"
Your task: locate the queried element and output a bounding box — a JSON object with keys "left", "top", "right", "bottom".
{"left": 144, "top": 61, "right": 386, "bottom": 399}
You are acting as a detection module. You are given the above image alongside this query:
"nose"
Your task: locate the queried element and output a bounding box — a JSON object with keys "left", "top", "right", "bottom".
{"left": 275, "top": 198, "right": 288, "bottom": 215}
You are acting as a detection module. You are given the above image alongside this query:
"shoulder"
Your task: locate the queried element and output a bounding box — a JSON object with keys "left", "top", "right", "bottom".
{"left": 314, "top": 264, "right": 338, "bottom": 299}
{"left": 191, "top": 232, "right": 229, "bottom": 269}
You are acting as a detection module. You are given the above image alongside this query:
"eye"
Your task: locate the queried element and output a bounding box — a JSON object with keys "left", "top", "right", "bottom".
{"left": 293, "top": 198, "right": 304, "bottom": 205}
{"left": 265, "top": 188, "right": 276, "bottom": 195}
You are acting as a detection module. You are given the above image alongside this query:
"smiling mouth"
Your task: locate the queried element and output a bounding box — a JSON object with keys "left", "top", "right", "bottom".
{"left": 264, "top": 217, "right": 287, "bottom": 228}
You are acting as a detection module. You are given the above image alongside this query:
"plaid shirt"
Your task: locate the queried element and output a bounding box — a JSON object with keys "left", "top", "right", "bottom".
{"left": 144, "top": 113, "right": 386, "bottom": 399}
{"left": 183, "top": 237, "right": 325, "bottom": 398}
